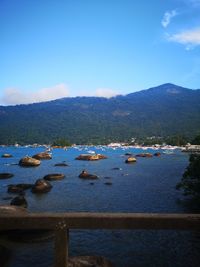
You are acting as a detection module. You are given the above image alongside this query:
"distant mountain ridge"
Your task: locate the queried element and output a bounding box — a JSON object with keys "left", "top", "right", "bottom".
{"left": 0, "top": 83, "right": 200, "bottom": 144}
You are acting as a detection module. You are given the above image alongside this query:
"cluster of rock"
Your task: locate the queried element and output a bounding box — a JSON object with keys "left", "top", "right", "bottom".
{"left": 18, "top": 152, "right": 52, "bottom": 167}
{"left": 76, "top": 154, "right": 107, "bottom": 161}
{"left": 7, "top": 173, "right": 65, "bottom": 196}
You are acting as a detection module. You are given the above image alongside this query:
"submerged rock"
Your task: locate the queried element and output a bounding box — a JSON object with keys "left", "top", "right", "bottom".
{"left": 104, "top": 182, "right": 112, "bottom": 185}
{"left": 0, "top": 173, "right": 14, "bottom": 179}
{"left": 32, "top": 179, "right": 52, "bottom": 193}
{"left": 124, "top": 152, "right": 133, "bottom": 156}
{"left": 136, "top": 153, "right": 153, "bottom": 158}
{"left": 79, "top": 170, "right": 98, "bottom": 179}
{"left": 7, "top": 184, "right": 33, "bottom": 193}
{"left": 68, "top": 256, "right": 114, "bottom": 267}
{"left": 43, "top": 173, "right": 65, "bottom": 181}
{"left": 54, "top": 163, "right": 68, "bottom": 167}
{"left": 19, "top": 156, "right": 41, "bottom": 167}
{"left": 32, "top": 152, "right": 52, "bottom": 160}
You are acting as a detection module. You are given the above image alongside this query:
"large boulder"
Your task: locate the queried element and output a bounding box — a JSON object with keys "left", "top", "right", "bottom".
{"left": 79, "top": 170, "right": 98, "bottom": 179}
{"left": 68, "top": 256, "right": 114, "bottom": 267}
{"left": 0, "top": 173, "right": 14, "bottom": 179}
{"left": 32, "top": 152, "right": 52, "bottom": 160}
{"left": 43, "top": 173, "right": 65, "bottom": 181}
{"left": 19, "top": 156, "right": 41, "bottom": 167}
{"left": 31, "top": 179, "right": 52, "bottom": 193}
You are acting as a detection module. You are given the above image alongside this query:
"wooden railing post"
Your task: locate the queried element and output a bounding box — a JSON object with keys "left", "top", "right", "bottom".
{"left": 55, "top": 228, "right": 69, "bottom": 267}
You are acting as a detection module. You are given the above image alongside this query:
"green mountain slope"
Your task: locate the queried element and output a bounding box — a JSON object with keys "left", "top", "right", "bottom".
{"left": 0, "top": 83, "right": 200, "bottom": 144}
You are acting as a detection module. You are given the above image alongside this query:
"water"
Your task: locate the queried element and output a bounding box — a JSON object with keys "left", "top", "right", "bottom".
{"left": 0, "top": 146, "right": 200, "bottom": 267}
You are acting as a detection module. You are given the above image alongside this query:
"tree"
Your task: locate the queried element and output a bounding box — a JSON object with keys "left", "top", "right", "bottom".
{"left": 166, "top": 135, "right": 188, "bottom": 146}
{"left": 176, "top": 154, "right": 200, "bottom": 198}
{"left": 191, "top": 134, "right": 200, "bottom": 145}
{"left": 52, "top": 138, "right": 71, "bottom": 147}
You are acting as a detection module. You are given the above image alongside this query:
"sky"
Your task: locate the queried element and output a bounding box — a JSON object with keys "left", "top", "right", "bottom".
{"left": 1, "top": 0, "right": 200, "bottom": 105}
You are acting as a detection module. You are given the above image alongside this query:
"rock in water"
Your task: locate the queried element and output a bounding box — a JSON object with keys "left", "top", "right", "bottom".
{"left": 19, "top": 156, "right": 41, "bottom": 167}
{"left": 43, "top": 173, "right": 65, "bottom": 181}
{"left": 32, "top": 179, "right": 52, "bottom": 193}
{"left": 0, "top": 173, "right": 14, "bottom": 179}
{"left": 79, "top": 170, "right": 98, "bottom": 179}
{"left": 32, "top": 152, "right": 52, "bottom": 160}
{"left": 125, "top": 157, "right": 137, "bottom": 163}
{"left": 7, "top": 184, "right": 33, "bottom": 193}
{"left": 10, "top": 195, "right": 28, "bottom": 208}
{"left": 76, "top": 154, "right": 107, "bottom": 160}
{"left": 1, "top": 153, "right": 13, "bottom": 158}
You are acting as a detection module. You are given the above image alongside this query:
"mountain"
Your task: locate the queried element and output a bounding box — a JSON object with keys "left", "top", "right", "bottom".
{"left": 0, "top": 83, "right": 200, "bottom": 144}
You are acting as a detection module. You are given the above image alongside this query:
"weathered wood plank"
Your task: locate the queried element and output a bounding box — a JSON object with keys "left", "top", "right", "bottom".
{"left": 0, "top": 213, "right": 200, "bottom": 231}
{"left": 54, "top": 229, "right": 68, "bottom": 267}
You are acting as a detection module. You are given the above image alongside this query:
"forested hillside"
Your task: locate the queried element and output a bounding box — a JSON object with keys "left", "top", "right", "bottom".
{"left": 0, "top": 83, "right": 200, "bottom": 144}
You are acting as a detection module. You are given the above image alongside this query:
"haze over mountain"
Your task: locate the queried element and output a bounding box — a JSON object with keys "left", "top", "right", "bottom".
{"left": 0, "top": 83, "right": 200, "bottom": 145}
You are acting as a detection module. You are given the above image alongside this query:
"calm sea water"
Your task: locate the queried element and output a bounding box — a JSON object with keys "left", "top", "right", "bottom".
{"left": 0, "top": 146, "right": 200, "bottom": 267}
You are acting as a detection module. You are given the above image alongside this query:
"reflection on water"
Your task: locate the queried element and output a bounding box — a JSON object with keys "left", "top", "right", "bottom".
{"left": 0, "top": 146, "right": 200, "bottom": 267}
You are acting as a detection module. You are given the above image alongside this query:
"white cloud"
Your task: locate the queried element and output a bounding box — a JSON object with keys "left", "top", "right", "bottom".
{"left": 167, "top": 27, "right": 200, "bottom": 49}
{"left": 161, "top": 10, "right": 177, "bottom": 28}
{"left": 1, "top": 83, "right": 70, "bottom": 105}
{"left": 94, "top": 88, "right": 119, "bottom": 98}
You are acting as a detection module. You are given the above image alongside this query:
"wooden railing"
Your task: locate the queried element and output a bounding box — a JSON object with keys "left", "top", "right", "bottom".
{"left": 1, "top": 212, "right": 200, "bottom": 267}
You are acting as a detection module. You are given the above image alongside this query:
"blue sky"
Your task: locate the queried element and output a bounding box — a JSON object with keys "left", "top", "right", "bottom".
{"left": 1, "top": 0, "right": 200, "bottom": 105}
